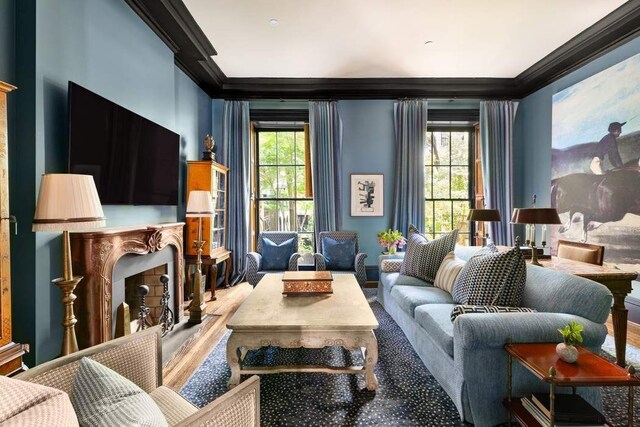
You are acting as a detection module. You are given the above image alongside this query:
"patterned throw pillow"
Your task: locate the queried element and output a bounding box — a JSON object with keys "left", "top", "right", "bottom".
{"left": 451, "top": 246, "right": 527, "bottom": 306}
{"left": 71, "top": 358, "right": 168, "bottom": 427}
{"left": 450, "top": 305, "right": 537, "bottom": 322}
{"left": 261, "top": 236, "right": 295, "bottom": 270}
{"left": 322, "top": 236, "right": 356, "bottom": 270}
{"left": 400, "top": 225, "right": 458, "bottom": 283}
{"left": 380, "top": 259, "right": 403, "bottom": 273}
{"left": 433, "top": 252, "right": 466, "bottom": 294}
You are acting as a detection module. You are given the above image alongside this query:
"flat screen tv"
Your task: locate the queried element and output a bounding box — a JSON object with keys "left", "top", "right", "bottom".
{"left": 68, "top": 82, "right": 179, "bottom": 205}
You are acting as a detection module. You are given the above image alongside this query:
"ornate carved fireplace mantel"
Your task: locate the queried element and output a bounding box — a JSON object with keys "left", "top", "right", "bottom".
{"left": 71, "top": 222, "right": 184, "bottom": 349}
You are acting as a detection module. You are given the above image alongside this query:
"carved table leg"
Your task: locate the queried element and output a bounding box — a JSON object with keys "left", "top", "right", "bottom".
{"left": 612, "top": 291, "right": 628, "bottom": 367}
{"left": 227, "top": 332, "right": 242, "bottom": 388}
{"left": 364, "top": 330, "right": 379, "bottom": 391}
{"left": 209, "top": 263, "right": 218, "bottom": 301}
{"left": 224, "top": 256, "right": 232, "bottom": 287}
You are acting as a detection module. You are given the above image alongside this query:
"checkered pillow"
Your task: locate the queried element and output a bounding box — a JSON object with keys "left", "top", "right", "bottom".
{"left": 380, "top": 259, "right": 403, "bottom": 273}
{"left": 400, "top": 225, "right": 458, "bottom": 283}
{"left": 451, "top": 246, "right": 526, "bottom": 306}
{"left": 450, "top": 305, "right": 536, "bottom": 322}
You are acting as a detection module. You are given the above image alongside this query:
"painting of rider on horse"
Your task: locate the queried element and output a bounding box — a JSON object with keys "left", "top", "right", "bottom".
{"left": 551, "top": 52, "right": 640, "bottom": 267}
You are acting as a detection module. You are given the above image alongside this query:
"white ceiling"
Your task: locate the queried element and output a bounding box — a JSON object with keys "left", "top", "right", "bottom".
{"left": 184, "top": 0, "right": 627, "bottom": 79}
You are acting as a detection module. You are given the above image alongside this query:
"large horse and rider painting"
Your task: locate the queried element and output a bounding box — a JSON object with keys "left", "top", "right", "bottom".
{"left": 551, "top": 52, "right": 640, "bottom": 269}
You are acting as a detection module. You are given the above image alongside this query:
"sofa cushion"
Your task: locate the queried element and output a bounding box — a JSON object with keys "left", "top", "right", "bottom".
{"left": 452, "top": 246, "right": 527, "bottom": 306}
{"left": 450, "top": 305, "right": 537, "bottom": 322}
{"left": 71, "top": 358, "right": 167, "bottom": 427}
{"left": 0, "top": 376, "right": 79, "bottom": 427}
{"left": 322, "top": 236, "right": 356, "bottom": 270}
{"left": 400, "top": 225, "right": 458, "bottom": 283}
{"left": 261, "top": 236, "right": 295, "bottom": 270}
{"left": 390, "top": 285, "right": 454, "bottom": 317}
{"left": 149, "top": 386, "right": 197, "bottom": 426}
{"left": 434, "top": 252, "right": 465, "bottom": 294}
{"left": 414, "top": 304, "right": 457, "bottom": 357}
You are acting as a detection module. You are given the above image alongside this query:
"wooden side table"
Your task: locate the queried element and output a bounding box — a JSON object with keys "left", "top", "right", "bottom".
{"left": 185, "top": 250, "right": 232, "bottom": 302}
{"left": 504, "top": 342, "right": 640, "bottom": 426}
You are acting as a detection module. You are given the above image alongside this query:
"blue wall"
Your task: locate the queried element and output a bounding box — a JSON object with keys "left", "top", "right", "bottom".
{"left": 9, "top": 0, "right": 211, "bottom": 364}
{"left": 514, "top": 36, "right": 640, "bottom": 209}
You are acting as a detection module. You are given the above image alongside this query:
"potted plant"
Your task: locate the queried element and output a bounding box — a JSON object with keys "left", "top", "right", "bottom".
{"left": 556, "top": 320, "right": 583, "bottom": 363}
{"left": 377, "top": 229, "right": 406, "bottom": 255}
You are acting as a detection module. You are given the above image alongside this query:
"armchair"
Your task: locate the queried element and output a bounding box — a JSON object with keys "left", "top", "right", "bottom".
{"left": 314, "top": 231, "right": 368, "bottom": 287}
{"left": 15, "top": 327, "right": 260, "bottom": 427}
{"left": 246, "top": 231, "right": 301, "bottom": 287}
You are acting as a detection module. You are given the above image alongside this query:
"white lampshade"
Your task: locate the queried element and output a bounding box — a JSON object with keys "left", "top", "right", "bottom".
{"left": 186, "top": 190, "right": 214, "bottom": 218}
{"left": 32, "top": 174, "right": 106, "bottom": 232}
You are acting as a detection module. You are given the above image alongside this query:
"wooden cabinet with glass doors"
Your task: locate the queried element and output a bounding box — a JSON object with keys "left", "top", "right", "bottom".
{"left": 185, "top": 160, "right": 228, "bottom": 257}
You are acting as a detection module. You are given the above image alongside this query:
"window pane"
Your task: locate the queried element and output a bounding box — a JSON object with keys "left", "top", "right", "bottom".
{"left": 433, "top": 166, "right": 450, "bottom": 199}
{"left": 296, "top": 166, "right": 307, "bottom": 198}
{"left": 457, "top": 233, "right": 470, "bottom": 246}
{"left": 424, "top": 200, "right": 435, "bottom": 238}
{"left": 259, "top": 166, "right": 277, "bottom": 198}
{"left": 425, "top": 132, "right": 433, "bottom": 165}
{"left": 277, "top": 132, "right": 295, "bottom": 165}
{"left": 259, "top": 132, "right": 277, "bottom": 165}
{"left": 258, "top": 201, "right": 278, "bottom": 231}
{"left": 277, "top": 166, "right": 296, "bottom": 198}
{"left": 295, "top": 131, "right": 306, "bottom": 165}
{"left": 432, "top": 131, "right": 450, "bottom": 165}
{"left": 277, "top": 200, "right": 295, "bottom": 231}
{"left": 453, "top": 201, "right": 470, "bottom": 232}
{"left": 424, "top": 166, "right": 432, "bottom": 199}
{"left": 434, "top": 200, "right": 452, "bottom": 233}
{"left": 451, "top": 166, "right": 469, "bottom": 199}
{"left": 298, "top": 233, "right": 314, "bottom": 255}
{"left": 451, "top": 132, "right": 469, "bottom": 165}
{"left": 296, "top": 200, "right": 314, "bottom": 232}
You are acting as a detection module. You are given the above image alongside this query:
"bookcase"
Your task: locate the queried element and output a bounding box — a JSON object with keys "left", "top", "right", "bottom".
{"left": 185, "top": 160, "right": 228, "bottom": 257}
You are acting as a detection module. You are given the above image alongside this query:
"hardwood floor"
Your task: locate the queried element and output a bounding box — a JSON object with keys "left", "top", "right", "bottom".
{"left": 162, "top": 282, "right": 640, "bottom": 391}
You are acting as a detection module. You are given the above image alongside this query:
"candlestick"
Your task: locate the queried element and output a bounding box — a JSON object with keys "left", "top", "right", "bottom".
{"left": 541, "top": 225, "right": 547, "bottom": 246}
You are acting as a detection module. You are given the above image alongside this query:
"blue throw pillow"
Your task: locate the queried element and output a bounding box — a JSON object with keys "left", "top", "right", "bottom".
{"left": 261, "top": 237, "right": 296, "bottom": 271}
{"left": 322, "top": 236, "right": 356, "bottom": 270}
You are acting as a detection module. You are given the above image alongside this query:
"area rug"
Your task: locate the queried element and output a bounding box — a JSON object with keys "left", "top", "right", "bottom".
{"left": 180, "top": 291, "right": 640, "bottom": 426}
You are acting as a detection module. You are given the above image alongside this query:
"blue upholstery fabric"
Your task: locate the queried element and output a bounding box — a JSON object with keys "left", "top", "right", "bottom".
{"left": 261, "top": 237, "right": 296, "bottom": 271}
{"left": 390, "top": 285, "right": 453, "bottom": 317}
{"left": 246, "top": 232, "right": 301, "bottom": 287}
{"left": 322, "top": 236, "right": 356, "bottom": 270}
{"left": 414, "top": 304, "right": 456, "bottom": 357}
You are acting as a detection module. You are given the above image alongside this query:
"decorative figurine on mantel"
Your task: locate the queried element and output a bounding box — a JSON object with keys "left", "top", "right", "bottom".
{"left": 202, "top": 133, "right": 216, "bottom": 161}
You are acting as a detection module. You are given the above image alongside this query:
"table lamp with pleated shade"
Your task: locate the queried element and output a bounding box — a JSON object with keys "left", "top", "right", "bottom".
{"left": 186, "top": 190, "right": 214, "bottom": 324}
{"left": 32, "top": 174, "right": 105, "bottom": 355}
{"left": 467, "top": 208, "right": 501, "bottom": 246}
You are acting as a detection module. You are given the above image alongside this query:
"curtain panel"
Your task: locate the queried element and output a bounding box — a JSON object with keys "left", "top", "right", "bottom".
{"left": 479, "top": 100, "right": 518, "bottom": 246}
{"left": 221, "top": 100, "right": 251, "bottom": 284}
{"left": 309, "top": 101, "right": 343, "bottom": 238}
{"left": 392, "top": 100, "right": 428, "bottom": 236}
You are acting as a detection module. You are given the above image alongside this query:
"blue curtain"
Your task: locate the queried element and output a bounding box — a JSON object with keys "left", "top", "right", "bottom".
{"left": 309, "top": 101, "right": 343, "bottom": 237}
{"left": 221, "top": 100, "right": 250, "bottom": 284}
{"left": 480, "top": 100, "right": 517, "bottom": 246}
{"left": 392, "top": 100, "right": 428, "bottom": 236}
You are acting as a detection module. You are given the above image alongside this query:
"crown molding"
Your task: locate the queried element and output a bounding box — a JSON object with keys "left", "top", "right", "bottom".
{"left": 126, "top": 0, "right": 640, "bottom": 100}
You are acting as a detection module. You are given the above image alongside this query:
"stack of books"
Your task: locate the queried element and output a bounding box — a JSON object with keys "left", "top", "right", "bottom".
{"left": 521, "top": 393, "right": 606, "bottom": 426}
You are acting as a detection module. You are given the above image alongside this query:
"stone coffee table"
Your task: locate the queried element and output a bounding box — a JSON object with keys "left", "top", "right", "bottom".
{"left": 226, "top": 273, "right": 379, "bottom": 390}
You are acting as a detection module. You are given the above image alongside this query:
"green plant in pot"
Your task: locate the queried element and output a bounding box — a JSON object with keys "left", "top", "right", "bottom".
{"left": 556, "top": 320, "right": 583, "bottom": 363}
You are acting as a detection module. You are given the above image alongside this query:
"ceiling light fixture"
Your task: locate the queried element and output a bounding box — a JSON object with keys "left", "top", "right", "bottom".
{"left": 269, "top": 19, "right": 279, "bottom": 27}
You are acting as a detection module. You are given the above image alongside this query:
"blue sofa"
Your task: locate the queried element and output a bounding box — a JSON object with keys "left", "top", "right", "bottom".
{"left": 377, "top": 247, "right": 613, "bottom": 426}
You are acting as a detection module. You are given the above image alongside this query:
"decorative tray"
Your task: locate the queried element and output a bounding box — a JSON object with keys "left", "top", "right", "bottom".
{"left": 282, "top": 271, "right": 333, "bottom": 295}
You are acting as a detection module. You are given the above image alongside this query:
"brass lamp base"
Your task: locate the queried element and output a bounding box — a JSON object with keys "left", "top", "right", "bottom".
{"left": 52, "top": 275, "right": 83, "bottom": 356}
{"left": 188, "top": 238, "right": 207, "bottom": 324}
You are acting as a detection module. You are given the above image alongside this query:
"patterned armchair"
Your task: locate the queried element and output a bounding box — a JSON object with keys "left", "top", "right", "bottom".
{"left": 314, "top": 231, "right": 368, "bottom": 287}
{"left": 246, "top": 231, "right": 302, "bottom": 287}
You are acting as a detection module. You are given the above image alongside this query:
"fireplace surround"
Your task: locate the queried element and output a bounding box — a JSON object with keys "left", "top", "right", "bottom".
{"left": 70, "top": 223, "right": 184, "bottom": 349}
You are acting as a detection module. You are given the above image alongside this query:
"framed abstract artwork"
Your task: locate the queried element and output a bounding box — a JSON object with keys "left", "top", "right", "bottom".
{"left": 350, "top": 174, "right": 384, "bottom": 216}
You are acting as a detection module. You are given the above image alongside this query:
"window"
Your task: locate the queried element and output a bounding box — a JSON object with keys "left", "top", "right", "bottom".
{"left": 424, "top": 129, "right": 473, "bottom": 245}
{"left": 255, "top": 128, "right": 314, "bottom": 256}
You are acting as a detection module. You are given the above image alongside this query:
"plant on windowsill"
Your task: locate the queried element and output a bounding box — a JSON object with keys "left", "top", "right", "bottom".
{"left": 377, "top": 229, "right": 406, "bottom": 255}
{"left": 556, "top": 320, "right": 583, "bottom": 363}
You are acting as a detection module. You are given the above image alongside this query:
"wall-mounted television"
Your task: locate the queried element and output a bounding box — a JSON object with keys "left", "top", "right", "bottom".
{"left": 68, "top": 82, "right": 179, "bottom": 206}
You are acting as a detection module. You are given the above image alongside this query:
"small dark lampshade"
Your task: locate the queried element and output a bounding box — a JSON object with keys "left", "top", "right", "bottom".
{"left": 467, "top": 209, "right": 501, "bottom": 222}
{"left": 510, "top": 208, "right": 561, "bottom": 225}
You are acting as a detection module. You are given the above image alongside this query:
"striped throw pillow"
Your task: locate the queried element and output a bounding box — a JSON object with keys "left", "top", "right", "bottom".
{"left": 451, "top": 305, "right": 537, "bottom": 322}
{"left": 400, "top": 225, "right": 458, "bottom": 283}
{"left": 71, "top": 358, "right": 167, "bottom": 427}
{"left": 433, "top": 252, "right": 466, "bottom": 294}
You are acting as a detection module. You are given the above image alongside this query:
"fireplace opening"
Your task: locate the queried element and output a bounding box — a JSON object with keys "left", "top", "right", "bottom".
{"left": 125, "top": 265, "right": 169, "bottom": 329}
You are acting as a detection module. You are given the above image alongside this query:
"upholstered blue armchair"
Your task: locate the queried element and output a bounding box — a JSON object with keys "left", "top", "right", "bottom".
{"left": 246, "top": 231, "right": 301, "bottom": 287}
{"left": 314, "top": 231, "right": 367, "bottom": 287}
